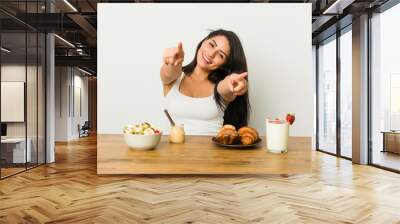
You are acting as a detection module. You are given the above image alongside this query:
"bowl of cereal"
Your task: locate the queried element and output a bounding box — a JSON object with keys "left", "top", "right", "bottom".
{"left": 123, "top": 122, "right": 162, "bottom": 150}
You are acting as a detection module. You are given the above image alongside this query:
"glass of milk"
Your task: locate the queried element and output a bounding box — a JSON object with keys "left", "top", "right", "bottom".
{"left": 266, "top": 119, "right": 289, "bottom": 153}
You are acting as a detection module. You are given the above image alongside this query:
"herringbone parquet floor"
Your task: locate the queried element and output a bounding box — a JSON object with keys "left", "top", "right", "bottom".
{"left": 1, "top": 135, "right": 400, "bottom": 224}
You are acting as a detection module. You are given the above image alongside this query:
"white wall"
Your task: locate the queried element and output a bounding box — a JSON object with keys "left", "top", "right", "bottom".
{"left": 55, "top": 67, "right": 89, "bottom": 141}
{"left": 72, "top": 73, "right": 89, "bottom": 138}
{"left": 98, "top": 3, "right": 313, "bottom": 136}
{"left": 55, "top": 67, "right": 69, "bottom": 141}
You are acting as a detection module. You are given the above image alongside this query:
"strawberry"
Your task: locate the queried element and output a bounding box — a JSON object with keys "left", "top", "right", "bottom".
{"left": 286, "top": 113, "right": 295, "bottom": 125}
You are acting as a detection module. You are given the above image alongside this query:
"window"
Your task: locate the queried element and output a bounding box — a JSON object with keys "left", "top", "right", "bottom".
{"left": 390, "top": 74, "right": 400, "bottom": 130}
{"left": 318, "top": 36, "right": 337, "bottom": 154}
{"left": 371, "top": 2, "right": 400, "bottom": 171}
{"left": 340, "top": 28, "right": 352, "bottom": 158}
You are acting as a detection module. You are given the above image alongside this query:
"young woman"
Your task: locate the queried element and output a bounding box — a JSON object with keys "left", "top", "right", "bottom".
{"left": 161, "top": 29, "right": 250, "bottom": 135}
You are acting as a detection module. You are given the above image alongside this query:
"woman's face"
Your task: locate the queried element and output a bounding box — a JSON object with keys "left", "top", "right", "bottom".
{"left": 196, "top": 35, "right": 230, "bottom": 71}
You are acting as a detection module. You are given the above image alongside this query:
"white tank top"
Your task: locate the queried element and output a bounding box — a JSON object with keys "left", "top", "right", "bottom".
{"left": 165, "top": 73, "right": 224, "bottom": 135}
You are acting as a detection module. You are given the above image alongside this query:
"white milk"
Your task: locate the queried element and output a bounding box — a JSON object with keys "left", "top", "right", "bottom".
{"left": 266, "top": 119, "right": 289, "bottom": 153}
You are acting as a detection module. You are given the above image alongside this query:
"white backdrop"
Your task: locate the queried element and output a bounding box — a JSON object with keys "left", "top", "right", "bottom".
{"left": 98, "top": 3, "right": 313, "bottom": 136}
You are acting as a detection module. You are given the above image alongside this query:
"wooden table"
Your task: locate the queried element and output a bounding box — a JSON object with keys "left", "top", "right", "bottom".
{"left": 97, "top": 135, "right": 311, "bottom": 175}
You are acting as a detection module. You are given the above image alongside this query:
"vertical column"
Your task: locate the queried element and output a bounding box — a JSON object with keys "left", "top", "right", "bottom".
{"left": 46, "top": 0, "right": 55, "bottom": 163}
{"left": 352, "top": 14, "right": 369, "bottom": 164}
{"left": 312, "top": 45, "right": 317, "bottom": 150}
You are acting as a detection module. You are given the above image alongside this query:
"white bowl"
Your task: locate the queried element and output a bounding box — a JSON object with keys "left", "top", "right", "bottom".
{"left": 123, "top": 133, "right": 162, "bottom": 150}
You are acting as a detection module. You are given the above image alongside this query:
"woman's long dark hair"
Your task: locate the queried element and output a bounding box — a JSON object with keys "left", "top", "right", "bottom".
{"left": 182, "top": 29, "right": 250, "bottom": 128}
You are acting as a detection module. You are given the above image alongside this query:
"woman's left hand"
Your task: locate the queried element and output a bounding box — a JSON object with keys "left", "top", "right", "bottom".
{"left": 217, "top": 72, "right": 248, "bottom": 103}
{"left": 226, "top": 72, "right": 248, "bottom": 96}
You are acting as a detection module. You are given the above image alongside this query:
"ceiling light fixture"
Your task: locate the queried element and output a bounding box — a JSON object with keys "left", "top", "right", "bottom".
{"left": 54, "top": 34, "right": 75, "bottom": 48}
{"left": 63, "top": 0, "right": 78, "bottom": 12}
{"left": 1, "top": 47, "right": 11, "bottom": 53}
{"left": 322, "top": 0, "right": 354, "bottom": 14}
{"left": 78, "top": 67, "right": 93, "bottom": 76}
{"left": 76, "top": 48, "right": 85, "bottom": 55}
{"left": 323, "top": 0, "right": 342, "bottom": 14}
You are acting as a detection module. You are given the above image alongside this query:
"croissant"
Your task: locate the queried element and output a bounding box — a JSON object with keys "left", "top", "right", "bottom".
{"left": 222, "top": 124, "right": 236, "bottom": 131}
{"left": 216, "top": 125, "right": 239, "bottom": 144}
{"left": 238, "top": 127, "right": 259, "bottom": 145}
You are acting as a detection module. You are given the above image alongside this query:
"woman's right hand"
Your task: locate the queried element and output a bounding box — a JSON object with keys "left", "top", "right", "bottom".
{"left": 160, "top": 42, "right": 185, "bottom": 87}
{"left": 163, "top": 42, "right": 185, "bottom": 66}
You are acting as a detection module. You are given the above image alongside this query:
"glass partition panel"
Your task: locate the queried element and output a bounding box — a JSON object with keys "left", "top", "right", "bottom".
{"left": 1, "top": 31, "right": 27, "bottom": 177}
{"left": 27, "top": 30, "right": 38, "bottom": 169}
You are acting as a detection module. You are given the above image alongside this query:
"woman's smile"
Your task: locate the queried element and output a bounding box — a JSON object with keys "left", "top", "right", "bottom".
{"left": 201, "top": 52, "right": 212, "bottom": 65}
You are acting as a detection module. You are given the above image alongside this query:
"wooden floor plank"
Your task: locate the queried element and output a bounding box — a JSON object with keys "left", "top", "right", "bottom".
{"left": 0, "top": 135, "right": 399, "bottom": 223}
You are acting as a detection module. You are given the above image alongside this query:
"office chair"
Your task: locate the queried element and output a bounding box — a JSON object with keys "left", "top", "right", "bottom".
{"left": 79, "top": 121, "right": 90, "bottom": 138}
